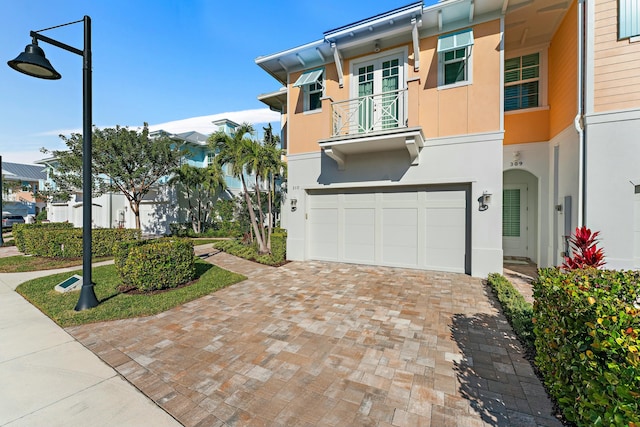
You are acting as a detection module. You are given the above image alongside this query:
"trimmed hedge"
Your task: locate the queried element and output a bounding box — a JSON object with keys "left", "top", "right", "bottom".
{"left": 114, "top": 238, "right": 195, "bottom": 292}
{"left": 533, "top": 268, "right": 640, "bottom": 426}
{"left": 20, "top": 227, "right": 140, "bottom": 258}
{"left": 213, "top": 232, "right": 286, "bottom": 266}
{"left": 487, "top": 273, "right": 535, "bottom": 352}
{"left": 13, "top": 222, "right": 74, "bottom": 253}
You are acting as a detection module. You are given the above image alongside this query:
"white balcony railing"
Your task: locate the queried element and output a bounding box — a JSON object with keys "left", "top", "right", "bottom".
{"left": 331, "top": 88, "right": 407, "bottom": 138}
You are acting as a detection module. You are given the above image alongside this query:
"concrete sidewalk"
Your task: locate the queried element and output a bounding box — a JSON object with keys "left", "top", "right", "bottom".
{"left": 0, "top": 266, "right": 181, "bottom": 427}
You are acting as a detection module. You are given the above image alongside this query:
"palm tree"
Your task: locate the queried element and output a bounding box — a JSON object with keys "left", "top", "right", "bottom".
{"left": 264, "top": 144, "right": 286, "bottom": 250}
{"left": 209, "top": 123, "right": 269, "bottom": 254}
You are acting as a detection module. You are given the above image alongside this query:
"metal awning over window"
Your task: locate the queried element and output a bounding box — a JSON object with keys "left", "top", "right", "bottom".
{"left": 293, "top": 68, "right": 323, "bottom": 87}
{"left": 437, "top": 29, "right": 474, "bottom": 52}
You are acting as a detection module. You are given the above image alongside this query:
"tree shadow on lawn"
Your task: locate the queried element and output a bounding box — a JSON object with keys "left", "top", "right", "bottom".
{"left": 449, "top": 285, "right": 562, "bottom": 427}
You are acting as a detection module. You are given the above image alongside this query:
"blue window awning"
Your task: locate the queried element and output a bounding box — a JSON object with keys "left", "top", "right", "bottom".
{"left": 293, "top": 68, "right": 323, "bottom": 87}
{"left": 437, "top": 29, "right": 474, "bottom": 52}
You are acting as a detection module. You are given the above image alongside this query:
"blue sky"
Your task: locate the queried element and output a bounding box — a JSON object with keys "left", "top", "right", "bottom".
{"left": 0, "top": 0, "right": 422, "bottom": 164}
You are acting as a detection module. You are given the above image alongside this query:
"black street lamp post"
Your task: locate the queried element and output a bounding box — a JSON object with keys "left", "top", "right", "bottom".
{"left": 8, "top": 16, "right": 98, "bottom": 310}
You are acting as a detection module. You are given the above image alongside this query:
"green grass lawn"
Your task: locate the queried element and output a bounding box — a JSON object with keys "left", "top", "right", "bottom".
{"left": 0, "top": 255, "right": 112, "bottom": 273}
{"left": 16, "top": 259, "right": 246, "bottom": 327}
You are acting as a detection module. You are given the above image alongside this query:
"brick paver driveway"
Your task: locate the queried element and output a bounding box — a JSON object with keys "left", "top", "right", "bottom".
{"left": 68, "top": 252, "right": 561, "bottom": 427}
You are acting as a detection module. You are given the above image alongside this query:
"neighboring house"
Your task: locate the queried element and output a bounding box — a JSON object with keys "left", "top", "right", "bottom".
{"left": 1, "top": 162, "right": 47, "bottom": 217}
{"left": 38, "top": 118, "right": 258, "bottom": 234}
{"left": 256, "top": 0, "right": 640, "bottom": 277}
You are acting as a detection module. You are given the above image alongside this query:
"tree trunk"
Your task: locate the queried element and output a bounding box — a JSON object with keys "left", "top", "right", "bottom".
{"left": 241, "top": 174, "right": 267, "bottom": 253}
{"left": 131, "top": 200, "right": 141, "bottom": 230}
{"left": 267, "top": 175, "right": 273, "bottom": 251}
{"left": 254, "top": 176, "right": 267, "bottom": 247}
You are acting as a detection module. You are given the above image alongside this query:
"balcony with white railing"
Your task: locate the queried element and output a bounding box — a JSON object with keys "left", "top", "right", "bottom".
{"left": 331, "top": 89, "right": 408, "bottom": 137}
{"left": 319, "top": 87, "right": 424, "bottom": 170}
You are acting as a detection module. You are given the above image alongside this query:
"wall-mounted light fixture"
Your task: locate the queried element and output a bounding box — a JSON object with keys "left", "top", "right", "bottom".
{"left": 290, "top": 198, "right": 297, "bottom": 212}
{"left": 374, "top": 41, "right": 381, "bottom": 52}
{"left": 478, "top": 191, "right": 492, "bottom": 211}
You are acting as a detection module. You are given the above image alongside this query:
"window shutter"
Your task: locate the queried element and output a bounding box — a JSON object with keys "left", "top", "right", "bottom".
{"left": 503, "top": 189, "right": 521, "bottom": 237}
{"left": 437, "top": 29, "right": 474, "bottom": 52}
{"left": 293, "top": 69, "right": 324, "bottom": 87}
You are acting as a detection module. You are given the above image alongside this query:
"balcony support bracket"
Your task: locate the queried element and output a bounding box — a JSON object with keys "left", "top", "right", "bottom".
{"left": 406, "top": 135, "right": 423, "bottom": 165}
{"left": 324, "top": 147, "right": 346, "bottom": 170}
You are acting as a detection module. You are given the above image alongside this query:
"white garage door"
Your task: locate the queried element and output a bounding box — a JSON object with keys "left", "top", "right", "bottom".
{"left": 308, "top": 187, "right": 468, "bottom": 273}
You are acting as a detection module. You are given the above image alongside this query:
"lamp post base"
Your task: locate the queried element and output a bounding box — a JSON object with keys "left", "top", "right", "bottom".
{"left": 74, "top": 282, "right": 99, "bottom": 311}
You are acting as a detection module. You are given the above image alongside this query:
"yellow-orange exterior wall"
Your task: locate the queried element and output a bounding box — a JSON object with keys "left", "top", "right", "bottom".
{"left": 504, "top": 109, "right": 550, "bottom": 145}
{"left": 549, "top": 0, "right": 578, "bottom": 138}
{"left": 593, "top": 0, "right": 640, "bottom": 112}
{"left": 504, "top": 1, "right": 578, "bottom": 145}
{"left": 287, "top": 20, "right": 502, "bottom": 155}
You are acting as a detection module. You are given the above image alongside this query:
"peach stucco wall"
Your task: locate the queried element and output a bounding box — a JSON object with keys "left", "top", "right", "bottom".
{"left": 418, "top": 20, "right": 502, "bottom": 138}
{"left": 287, "top": 66, "right": 339, "bottom": 155}
{"left": 593, "top": 0, "right": 640, "bottom": 112}
{"left": 287, "top": 20, "right": 502, "bottom": 155}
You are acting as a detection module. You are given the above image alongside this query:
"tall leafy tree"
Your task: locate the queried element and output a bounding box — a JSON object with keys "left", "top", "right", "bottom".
{"left": 42, "top": 123, "right": 183, "bottom": 229}
{"left": 169, "top": 163, "right": 226, "bottom": 234}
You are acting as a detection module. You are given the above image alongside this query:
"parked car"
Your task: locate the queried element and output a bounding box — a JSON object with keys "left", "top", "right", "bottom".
{"left": 2, "top": 215, "right": 25, "bottom": 229}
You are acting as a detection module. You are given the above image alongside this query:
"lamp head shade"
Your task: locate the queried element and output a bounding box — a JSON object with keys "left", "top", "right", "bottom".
{"left": 8, "top": 43, "right": 61, "bottom": 80}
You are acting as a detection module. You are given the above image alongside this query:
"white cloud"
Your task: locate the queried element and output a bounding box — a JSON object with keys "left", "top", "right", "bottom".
{"left": 32, "top": 108, "right": 281, "bottom": 140}
{"left": 147, "top": 108, "right": 280, "bottom": 135}
{"left": 34, "top": 128, "right": 82, "bottom": 137}
{"left": 1, "top": 151, "right": 46, "bottom": 165}
{"left": 4, "top": 108, "right": 282, "bottom": 165}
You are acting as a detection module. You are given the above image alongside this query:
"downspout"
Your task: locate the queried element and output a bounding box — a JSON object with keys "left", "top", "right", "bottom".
{"left": 575, "top": 0, "right": 587, "bottom": 227}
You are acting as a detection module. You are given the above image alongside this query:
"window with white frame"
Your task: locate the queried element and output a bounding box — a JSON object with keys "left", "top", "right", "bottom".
{"left": 437, "top": 29, "right": 474, "bottom": 87}
{"left": 207, "top": 150, "right": 215, "bottom": 166}
{"left": 504, "top": 53, "right": 540, "bottom": 111}
{"left": 619, "top": 0, "right": 640, "bottom": 40}
{"left": 293, "top": 68, "right": 324, "bottom": 112}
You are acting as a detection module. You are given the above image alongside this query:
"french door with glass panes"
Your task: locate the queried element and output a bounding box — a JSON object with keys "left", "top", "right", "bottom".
{"left": 353, "top": 55, "right": 403, "bottom": 133}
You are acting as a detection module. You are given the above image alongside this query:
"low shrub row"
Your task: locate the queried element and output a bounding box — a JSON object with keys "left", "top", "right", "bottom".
{"left": 533, "top": 268, "right": 640, "bottom": 426}
{"left": 213, "top": 232, "right": 286, "bottom": 266}
{"left": 12, "top": 222, "right": 74, "bottom": 253}
{"left": 169, "top": 222, "right": 237, "bottom": 238}
{"left": 19, "top": 226, "right": 140, "bottom": 258}
{"left": 114, "top": 238, "right": 195, "bottom": 292}
{"left": 486, "top": 273, "right": 535, "bottom": 352}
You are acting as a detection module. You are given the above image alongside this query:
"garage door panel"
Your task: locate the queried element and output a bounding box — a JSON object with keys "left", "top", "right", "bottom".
{"left": 309, "top": 193, "right": 338, "bottom": 207}
{"left": 309, "top": 208, "right": 338, "bottom": 260}
{"left": 424, "top": 249, "right": 464, "bottom": 273}
{"left": 343, "top": 193, "right": 376, "bottom": 204}
{"left": 344, "top": 208, "right": 375, "bottom": 263}
{"left": 382, "top": 208, "right": 418, "bottom": 266}
{"left": 308, "top": 187, "right": 468, "bottom": 273}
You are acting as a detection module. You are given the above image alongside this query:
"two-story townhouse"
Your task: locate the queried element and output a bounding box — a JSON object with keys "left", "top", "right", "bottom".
{"left": 1, "top": 162, "right": 47, "bottom": 217}
{"left": 257, "top": 0, "right": 640, "bottom": 277}
{"left": 503, "top": 0, "right": 640, "bottom": 270}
